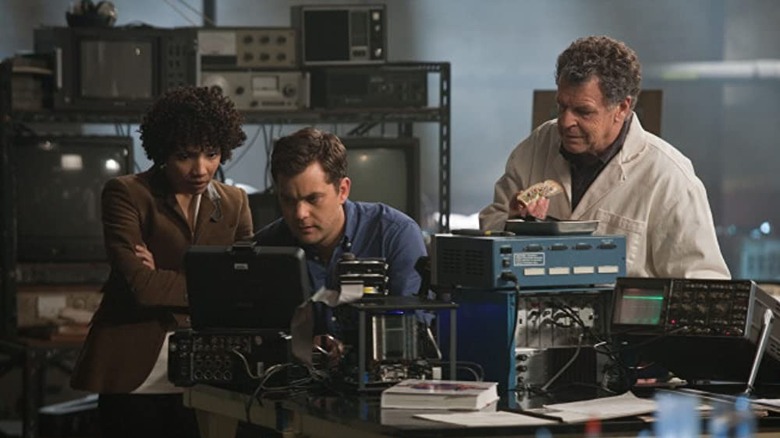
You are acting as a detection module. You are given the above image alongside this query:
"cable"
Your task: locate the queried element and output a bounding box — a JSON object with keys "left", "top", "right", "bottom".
{"left": 346, "top": 122, "right": 378, "bottom": 136}
{"left": 175, "top": 0, "right": 216, "bottom": 26}
{"left": 231, "top": 348, "right": 263, "bottom": 380}
{"left": 433, "top": 360, "right": 485, "bottom": 381}
{"left": 456, "top": 365, "right": 481, "bottom": 381}
{"left": 611, "top": 325, "right": 691, "bottom": 354}
{"left": 245, "top": 367, "right": 275, "bottom": 422}
{"left": 243, "top": 362, "right": 315, "bottom": 424}
{"left": 425, "top": 326, "right": 443, "bottom": 360}
{"left": 262, "top": 124, "right": 276, "bottom": 191}
{"left": 500, "top": 272, "right": 521, "bottom": 354}
{"left": 537, "top": 298, "right": 633, "bottom": 392}
{"left": 223, "top": 124, "right": 262, "bottom": 173}
{"left": 161, "top": 0, "right": 199, "bottom": 26}
{"left": 549, "top": 299, "right": 625, "bottom": 366}
{"left": 540, "top": 332, "right": 584, "bottom": 392}
{"left": 550, "top": 299, "right": 608, "bottom": 345}
{"left": 597, "top": 325, "right": 692, "bottom": 393}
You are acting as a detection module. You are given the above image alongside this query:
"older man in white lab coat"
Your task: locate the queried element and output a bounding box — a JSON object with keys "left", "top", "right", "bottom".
{"left": 479, "top": 35, "right": 729, "bottom": 279}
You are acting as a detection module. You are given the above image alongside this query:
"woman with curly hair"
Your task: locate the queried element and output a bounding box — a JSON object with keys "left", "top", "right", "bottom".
{"left": 70, "top": 86, "right": 253, "bottom": 437}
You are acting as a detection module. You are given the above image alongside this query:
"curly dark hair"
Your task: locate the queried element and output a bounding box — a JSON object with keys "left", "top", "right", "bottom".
{"left": 271, "top": 127, "right": 347, "bottom": 187}
{"left": 138, "top": 86, "right": 246, "bottom": 164}
{"left": 555, "top": 35, "right": 642, "bottom": 109}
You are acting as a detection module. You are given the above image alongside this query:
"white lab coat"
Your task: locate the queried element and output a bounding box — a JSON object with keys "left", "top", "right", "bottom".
{"left": 479, "top": 115, "right": 730, "bottom": 279}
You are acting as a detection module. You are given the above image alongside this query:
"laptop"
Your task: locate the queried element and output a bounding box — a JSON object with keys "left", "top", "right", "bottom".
{"left": 184, "top": 242, "right": 311, "bottom": 332}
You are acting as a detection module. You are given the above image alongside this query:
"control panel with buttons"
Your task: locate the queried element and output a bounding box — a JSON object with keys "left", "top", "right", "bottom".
{"left": 168, "top": 329, "right": 292, "bottom": 387}
{"left": 611, "top": 278, "right": 780, "bottom": 383}
{"left": 432, "top": 233, "right": 626, "bottom": 289}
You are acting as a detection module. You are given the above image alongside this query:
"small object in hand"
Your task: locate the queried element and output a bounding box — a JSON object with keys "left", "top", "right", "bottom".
{"left": 516, "top": 180, "right": 563, "bottom": 207}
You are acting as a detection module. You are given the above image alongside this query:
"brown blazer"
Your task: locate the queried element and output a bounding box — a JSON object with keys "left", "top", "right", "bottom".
{"left": 70, "top": 168, "right": 253, "bottom": 393}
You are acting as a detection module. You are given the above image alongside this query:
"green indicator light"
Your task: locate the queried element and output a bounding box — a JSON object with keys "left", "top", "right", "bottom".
{"left": 624, "top": 295, "right": 664, "bottom": 301}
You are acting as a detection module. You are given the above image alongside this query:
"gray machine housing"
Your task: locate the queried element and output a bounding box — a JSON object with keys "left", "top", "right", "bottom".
{"left": 431, "top": 233, "right": 627, "bottom": 289}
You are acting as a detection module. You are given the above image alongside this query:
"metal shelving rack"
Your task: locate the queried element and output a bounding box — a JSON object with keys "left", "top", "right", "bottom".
{"left": 15, "top": 61, "right": 451, "bottom": 229}
{"left": 0, "top": 60, "right": 452, "bottom": 337}
{"left": 0, "top": 59, "right": 15, "bottom": 339}
{"left": 1, "top": 59, "right": 450, "bottom": 438}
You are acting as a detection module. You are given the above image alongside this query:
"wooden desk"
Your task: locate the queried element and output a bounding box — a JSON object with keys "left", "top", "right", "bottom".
{"left": 0, "top": 336, "right": 84, "bottom": 438}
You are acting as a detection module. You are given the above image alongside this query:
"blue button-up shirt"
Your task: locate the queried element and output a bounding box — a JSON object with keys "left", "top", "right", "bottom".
{"left": 254, "top": 199, "right": 427, "bottom": 334}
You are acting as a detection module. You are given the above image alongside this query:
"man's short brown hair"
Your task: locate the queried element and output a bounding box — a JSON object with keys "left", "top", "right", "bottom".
{"left": 271, "top": 127, "right": 348, "bottom": 187}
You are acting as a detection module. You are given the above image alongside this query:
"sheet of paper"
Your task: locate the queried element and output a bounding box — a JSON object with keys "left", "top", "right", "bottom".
{"left": 750, "top": 398, "right": 780, "bottom": 412}
{"left": 415, "top": 393, "right": 656, "bottom": 427}
{"left": 415, "top": 411, "right": 556, "bottom": 427}
{"left": 310, "top": 284, "right": 364, "bottom": 307}
{"left": 543, "top": 391, "right": 656, "bottom": 421}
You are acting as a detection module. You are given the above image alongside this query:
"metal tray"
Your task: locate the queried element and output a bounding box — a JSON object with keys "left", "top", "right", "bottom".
{"left": 504, "top": 219, "right": 599, "bottom": 236}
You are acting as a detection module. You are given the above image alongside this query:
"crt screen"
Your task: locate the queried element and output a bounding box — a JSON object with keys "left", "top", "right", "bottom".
{"left": 80, "top": 40, "right": 154, "bottom": 99}
{"left": 15, "top": 137, "right": 131, "bottom": 261}
{"left": 346, "top": 147, "right": 408, "bottom": 215}
{"left": 613, "top": 287, "right": 666, "bottom": 325}
{"left": 303, "top": 10, "right": 350, "bottom": 61}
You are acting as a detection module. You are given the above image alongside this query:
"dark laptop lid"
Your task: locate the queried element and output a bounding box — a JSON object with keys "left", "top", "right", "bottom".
{"left": 184, "top": 242, "right": 311, "bottom": 331}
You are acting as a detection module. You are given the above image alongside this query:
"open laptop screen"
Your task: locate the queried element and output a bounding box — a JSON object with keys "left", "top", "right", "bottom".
{"left": 184, "top": 243, "right": 311, "bottom": 331}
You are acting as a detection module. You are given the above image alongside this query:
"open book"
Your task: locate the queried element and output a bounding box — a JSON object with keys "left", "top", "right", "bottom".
{"left": 381, "top": 379, "right": 499, "bottom": 410}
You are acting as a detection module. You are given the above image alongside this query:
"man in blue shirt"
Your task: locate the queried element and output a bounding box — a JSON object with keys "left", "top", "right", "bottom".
{"left": 254, "top": 127, "right": 428, "bottom": 335}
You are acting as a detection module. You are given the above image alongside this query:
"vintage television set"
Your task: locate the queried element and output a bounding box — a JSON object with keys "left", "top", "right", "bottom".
{"left": 340, "top": 137, "right": 421, "bottom": 223}
{"left": 292, "top": 4, "right": 387, "bottom": 65}
{"left": 14, "top": 135, "right": 133, "bottom": 262}
{"left": 33, "top": 26, "right": 197, "bottom": 111}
